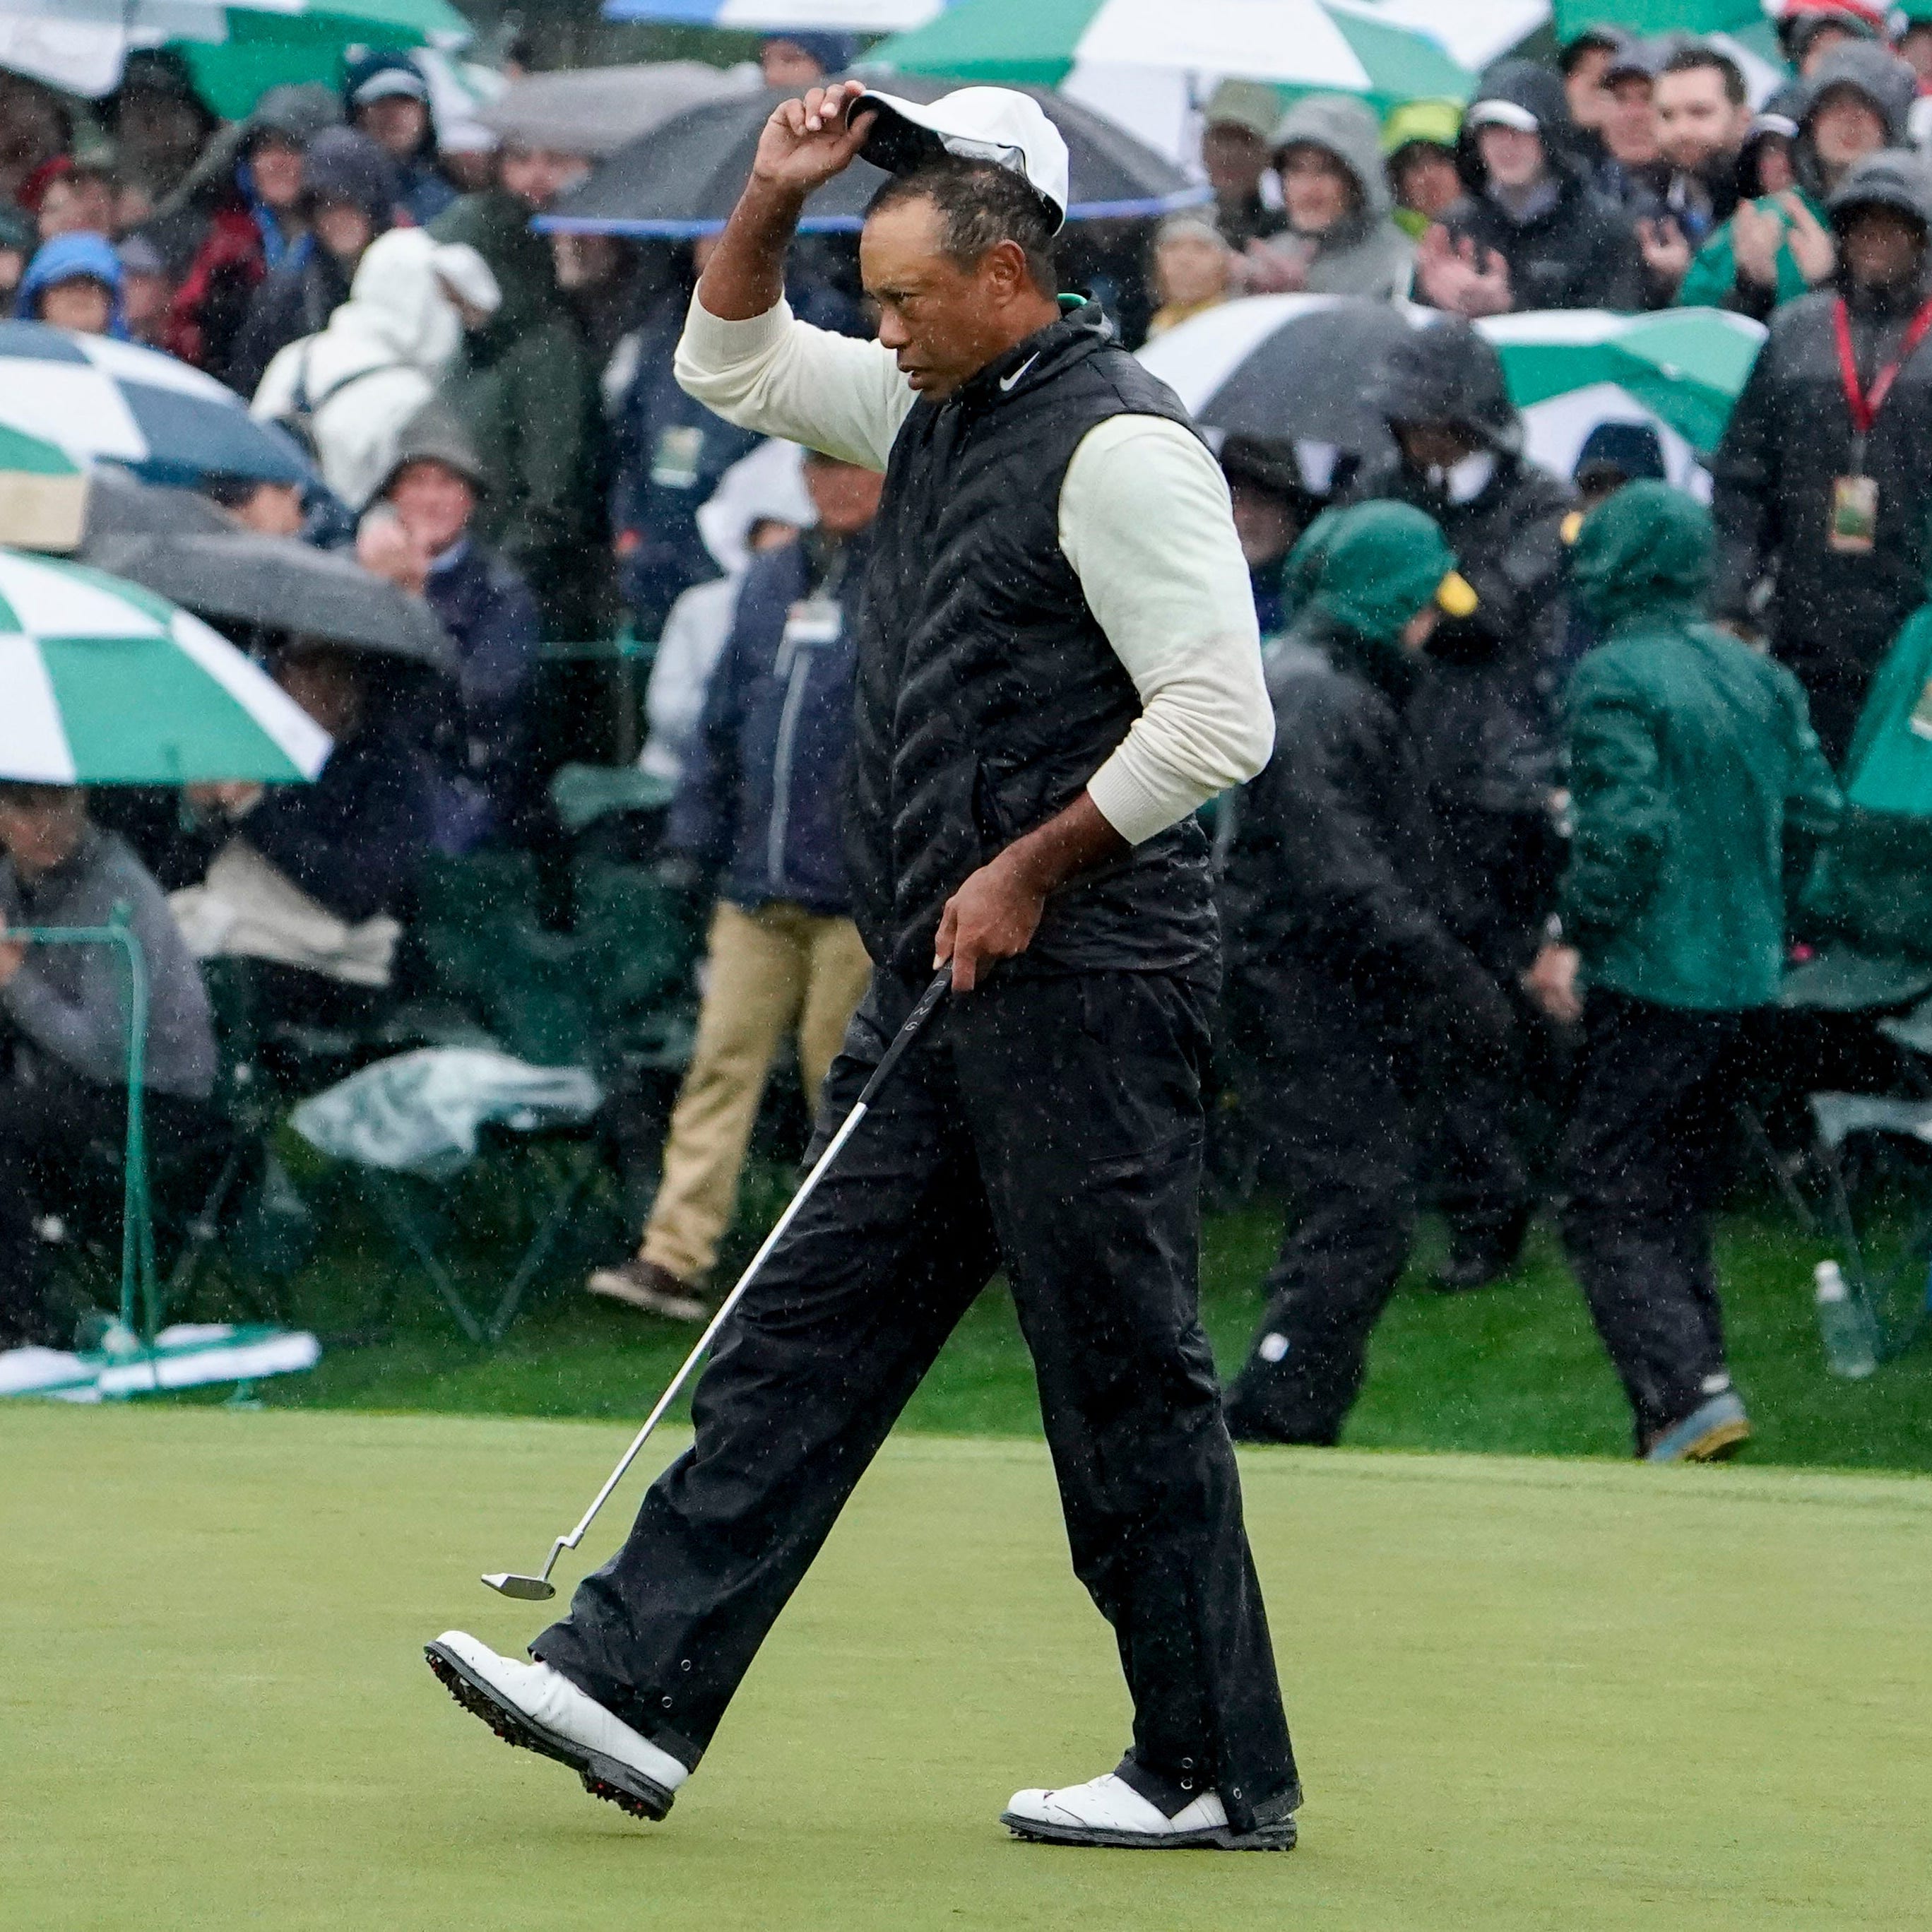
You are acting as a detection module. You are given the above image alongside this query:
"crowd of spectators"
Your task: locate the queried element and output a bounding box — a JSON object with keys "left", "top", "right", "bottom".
{"left": 4, "top": 2, "right": 1932, "bottom": 1459}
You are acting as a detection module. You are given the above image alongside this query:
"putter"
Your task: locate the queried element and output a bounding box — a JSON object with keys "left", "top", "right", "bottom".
{"left": 482, "top": 966, "right": 954, "bottom": 1601}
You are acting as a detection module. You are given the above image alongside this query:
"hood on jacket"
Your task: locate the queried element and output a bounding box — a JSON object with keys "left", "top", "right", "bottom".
{"left": 300, "top": 126, "right": 401, "bottom": 227}
{"left": 1454, "top": 57, "right": 1587, "bottom": 197}
{"left": 324, "top": 227, "right": 463, "bottom": 371}
{"left": 1281, "top": 499, "right": 1466, "bottom": 646}
{"left": 375, "top": 396, "right": 491, "bottom": 502}
{"left": 16, "top": 230, "right": 127, "bottom": 338}
{"left": 1801, "top": 41, "right": 1916, "bottom": 148}
{"left": 1369, "top": 314, "right": 1522, "bottom": 456}
{"left": 1570, "top": 480, "right": 1712, "bottom": 632}
{"left": 1827, "top": 147, "right": 1932, "bottom": 235}
{"left": 161, "top": 83, "right": 339, "bottom": 220}
{"left": 1271, "top": 93, "right": 1392, "bottom": 223}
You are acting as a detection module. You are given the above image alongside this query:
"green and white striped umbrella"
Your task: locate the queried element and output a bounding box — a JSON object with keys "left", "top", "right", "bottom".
{"left": 0, "top": 547, "right": 329, "bottom": 786}
{"left": 872, "top": 0, "right": 1473, "bottom": 110}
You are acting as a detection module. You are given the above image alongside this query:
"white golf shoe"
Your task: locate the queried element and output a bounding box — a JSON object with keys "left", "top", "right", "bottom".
{"left": 1002, "top": 1771, "right": 1296, "bottom": 1850}
{"left": 425, "top": 1630, "right": 689, "bottom": 1820}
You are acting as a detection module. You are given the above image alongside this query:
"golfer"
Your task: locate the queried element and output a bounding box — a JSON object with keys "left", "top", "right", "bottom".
{"left": 429, "top": 79, "right": 1300, "bottom": 1852}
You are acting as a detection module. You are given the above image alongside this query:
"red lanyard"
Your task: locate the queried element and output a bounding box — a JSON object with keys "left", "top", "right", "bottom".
{"left": 1833, "top": 294, "right": 1932, "bottom": 443}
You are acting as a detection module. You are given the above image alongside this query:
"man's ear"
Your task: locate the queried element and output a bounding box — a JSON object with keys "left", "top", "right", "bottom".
{"left": 983, "top": 237, "right": 1031, "bottom": 302}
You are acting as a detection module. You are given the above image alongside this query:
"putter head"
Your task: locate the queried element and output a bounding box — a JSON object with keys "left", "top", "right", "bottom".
{"left": 481, "top": 1572, "right": 557, "bottom": 1601}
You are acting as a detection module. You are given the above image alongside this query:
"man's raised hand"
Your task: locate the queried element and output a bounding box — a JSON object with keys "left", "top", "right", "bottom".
{"left": 752, "top": 80, "right": 877, "bottom": 197}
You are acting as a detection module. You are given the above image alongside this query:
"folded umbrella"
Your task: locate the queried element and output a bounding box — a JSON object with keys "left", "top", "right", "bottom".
{"left": 87, "top": 531, "right": 456, "bottom": 677}
{"left": 538, "top": 74, "right": 1203, "bottom": 237}
{"left": 478, "top": 61, "right": 757, "bottom": 160}
{"left": 0, "top": 321, "right": 314, "bottom": 491}
{"left": 0, "top": 547, "right": 329, "bottom": 785}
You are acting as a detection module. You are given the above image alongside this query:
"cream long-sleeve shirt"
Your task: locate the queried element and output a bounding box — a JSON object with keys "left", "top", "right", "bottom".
{"left": 674, "top": 295, "right": 1273, "bottom": 846}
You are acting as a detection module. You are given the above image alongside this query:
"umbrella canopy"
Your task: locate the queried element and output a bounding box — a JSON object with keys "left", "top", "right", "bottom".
{"left": 0, "top": 424, "right": 87, "bottom": 554}
{"left": 78, "top": 466, "right": 237, "bottom": 550}
{"left": 88, "top": 531, "right": 456, "bottom": 676}
{"left": 0, "top": 322, "right": 314, "bottom": 492}
{"left": 601, "top": 0, "right": 938, "bottom": 19}
{"left": 0, "top": 547, "right": 329, "bottom": 786}
{"left": 538, "top": 73, "right": 1203, "bottom": 237}
{"left": 0, "top": 0, "right": 470, "bottom": 114}
{"left": 872, "top": 0, "right": 1473, "bottom": 108}
{"left": 1551, "top": 0, "right": 1761, "bottom": 35}
{"left": 1137, "top": 299, "right": 1765, "bottom": 491}
{"left": 478, "top": 61, "right": 757, "bottom": 160}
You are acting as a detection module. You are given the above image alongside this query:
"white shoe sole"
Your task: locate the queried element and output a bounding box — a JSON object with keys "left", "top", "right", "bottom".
{"left": 586, "top": 1270, "right": 709, "bottom": 1322}
{"left": 1000, "top": 1810, "right": 1296, "bottom": 1851}
{"left": 425, "top": 1640, "right": 676, "bottom": 1822}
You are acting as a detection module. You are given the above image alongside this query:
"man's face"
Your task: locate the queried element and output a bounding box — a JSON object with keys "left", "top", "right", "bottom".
{"left": 1476, "top": 123, "right": 1546, "bottom": 191}
{"left": 37, "top": 173, "right": 115, "bottom": 240}
{"left": 118, "top": 93, "right": 204, "bottom": 177}
{"left": 1228, "top": 480, "right": 1293, "bottom": 571}
{"left": 1654, "top": 66, "right": 1746, "bottom": 172}
{"left": 249, "top": 135, "right": 304, "bottom": 211}
{"left": 312, "top": 198, "right": 374, "bottom": 265}
{"left": 1604, "top": 75, "right": 1659, "bottom": 166}
{"left": 231, "top": 481, "right": 304, "bottom": 536}
{"left": 356, "top": 94, "right": 429, "bottom": 162}
{"left": 860, "top": 195, "right": 1040, "bottom": 400}
{"left": 1279, "top": 144, "right": 1356, "bottom": 235}
{"left": 1901, "top": 26, "right": 1932, "bottom": 84}
{"left": 1810, "top": 88, "right": 1887, "bottom": 172}
{"left": 803, "top": 454, "right": 884, "bottom": 535}
{"left": 1563, "top": 45, "right": 1614, "bottom": 131}
{"left": 1397, "top": 421, "right": 1483, "bottom": 470}
{"left": 1202, "top": 123, "right": 1268, "bottom": 198}
{"left": 38, "top": 276, "right": 112, "bottom": 334}
{"left": 1839, "top": 205, "right": 1926, "bottom": 291}
{"left": 0, "top": 786, "right": 85, "bottom": 877}
{"left": 1392, "top": 146, "right": 1462, "bottom": 220}
{"left": 387, "top": 459, "right": 475, "bottom": 556}
{"left": 499, "top": 143, "right": 589, "bottom": 213}
{"left": 761, "top": 40, "right": 827, "bottom": 89}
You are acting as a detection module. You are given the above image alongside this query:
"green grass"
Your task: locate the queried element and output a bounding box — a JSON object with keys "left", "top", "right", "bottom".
{"left": 5, "top": 1404, "right": 1931, "bottom": 1930}
{"left": 217, "top": 1180, "right": 1932, "bottom": 1472}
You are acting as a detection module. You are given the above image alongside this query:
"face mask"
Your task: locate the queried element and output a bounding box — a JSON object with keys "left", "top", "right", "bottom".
{"left": 1426, "top": 451, "right": 1496, "bottom": 505}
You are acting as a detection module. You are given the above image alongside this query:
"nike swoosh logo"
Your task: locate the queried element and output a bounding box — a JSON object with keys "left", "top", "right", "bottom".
{"left": 998, "top": 354, "right": 1039, "bottom": 393}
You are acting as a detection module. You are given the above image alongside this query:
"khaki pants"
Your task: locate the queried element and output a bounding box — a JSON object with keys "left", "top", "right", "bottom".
{"left": 641, "top": 899, "right": 872, "bottom": 1285}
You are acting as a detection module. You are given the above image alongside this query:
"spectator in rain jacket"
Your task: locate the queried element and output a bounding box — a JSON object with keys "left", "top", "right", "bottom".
{"left": 1523, "top": 482, "right": 1839, "bottom": 1462}
{"left": 251, "top": 228, "right": 480, "bottom": 513}
{"left": 1216, "top": 502, "right": 1509, "bottom": 1446}
{"left": 343, "top": 49, "right": 455, "bottom": 227}
{"left": 152, "top": 84, "right": 339, "bottom": 380}
{"left": 1676, "top": 42, "right": 1913, "bottom": 319}
{"left": 1417, "top": 57, "right": 1642, "bottom": 316}
{"left": 1382, "top": 97, "right": 1465, "bottom": 241}
{"left": 227, "top": 128, "right": 400, "bottom": 403}
{"left": 431, "top": 181, "right": 606, "bottom": 640}
{"left": 1349, "top": 315, "right": 1574, "bottom": 1288}
{"left": 15, "top": 231, "right": 127, "bottom": 338}
{"left": 1240, "top": 94, "right": 1414, "bottom": 301}
{"left": 1709, "top": 147, "right": 1932, "bottom": 761}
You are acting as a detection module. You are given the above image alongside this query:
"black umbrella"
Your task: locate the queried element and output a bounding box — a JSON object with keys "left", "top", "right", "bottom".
{"left": 81, "top": 466, "right": 236, "bottom": 547}
{"left": 536, "top": 76, "right": 1204, "bottom": 238}
{"left": 1136, "top": 296, "right": 1416, "bottom": 468}
{"left": 478, "top": 62, "right": 757, "bottom": 160}
{"left": 87, "top": 531, "right": 456, "bottom": 677}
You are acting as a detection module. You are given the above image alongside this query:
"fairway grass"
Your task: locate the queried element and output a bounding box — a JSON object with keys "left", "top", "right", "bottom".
{"left": 7, "top": 1406, "right": 1931, "bottom": 1932}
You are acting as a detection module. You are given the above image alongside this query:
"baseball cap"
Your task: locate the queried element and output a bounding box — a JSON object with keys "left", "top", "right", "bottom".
{"left": 853, "top": 85, "right": 1071, "bottom": 232}
{"left": 1464, "top": 97, "right": 1541, "bottom": 134}
{"left": 1203, "top": 78, "right": 1281, "bottom": 143}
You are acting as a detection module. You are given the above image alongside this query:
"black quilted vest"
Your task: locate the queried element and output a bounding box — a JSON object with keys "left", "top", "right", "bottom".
{"left": 846, "top": 301, "right": 1216, "bottom": 977}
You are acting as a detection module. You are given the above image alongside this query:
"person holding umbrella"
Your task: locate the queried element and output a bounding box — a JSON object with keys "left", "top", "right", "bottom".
{"left": 427, "top": 78, "right": 1298, "bottom": 1851}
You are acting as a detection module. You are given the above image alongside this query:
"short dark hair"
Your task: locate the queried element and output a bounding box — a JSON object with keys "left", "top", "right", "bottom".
{"left": 1659, "top": 43, "right": 1748, "bottom": 107}
{"left": 866, "top": 159, "right": 1058, "bottom": 294}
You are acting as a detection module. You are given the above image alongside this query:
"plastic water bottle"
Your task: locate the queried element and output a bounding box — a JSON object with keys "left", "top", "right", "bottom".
{"left": 1815, "top": 1261, "right": 1878, "bottom": 1379}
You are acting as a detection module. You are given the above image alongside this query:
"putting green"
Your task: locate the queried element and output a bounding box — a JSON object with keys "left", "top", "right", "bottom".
{"left": 6, "top": 1407, "right": 1931, "bottom": 1931}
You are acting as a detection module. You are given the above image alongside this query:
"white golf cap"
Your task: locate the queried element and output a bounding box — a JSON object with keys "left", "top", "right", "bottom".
{"left": 1465, "top": 97, "right": 1541, "bottom": 134}
{"left": 853, "top": 85, "right": 1070, "bottom": 232}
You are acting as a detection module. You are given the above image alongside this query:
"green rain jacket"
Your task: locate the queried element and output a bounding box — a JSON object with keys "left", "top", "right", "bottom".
{"left": 1675, "top": 188, "right": 1825, "bottom": 318}
{"left": 1562, "top": 482, "right": 1842, "bottom": 1011}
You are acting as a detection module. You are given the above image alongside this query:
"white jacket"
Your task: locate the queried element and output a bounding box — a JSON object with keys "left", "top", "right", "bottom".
{"left": 252, "top": 230, "right": 473, "bottom": 512}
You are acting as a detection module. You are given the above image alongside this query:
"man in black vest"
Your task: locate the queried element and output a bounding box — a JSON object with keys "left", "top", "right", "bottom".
{"left": 427, "top": 80, "right": 1297, "bottom": 1851}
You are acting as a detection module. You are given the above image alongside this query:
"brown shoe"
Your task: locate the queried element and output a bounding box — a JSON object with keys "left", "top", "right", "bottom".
{"left": 586, "top": 1257, "right": 708, "bottom": 1322}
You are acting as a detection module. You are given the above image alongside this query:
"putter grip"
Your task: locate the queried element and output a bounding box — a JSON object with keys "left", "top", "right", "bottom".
{"left": 853, "top": 968, "right": 950, "bottom": 1110}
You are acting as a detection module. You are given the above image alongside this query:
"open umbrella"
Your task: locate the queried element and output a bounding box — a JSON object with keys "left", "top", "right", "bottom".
{"left": 89, "top": 531, "right": 456, "bottom": 676}
{"left": 871, "top": 0, "right": 1473, "bottom": 109}
{"left": 603, "top": 0, "right": 942, "bottom": 20}
{"left": 0, "top": 424, "right": 88, "bottom": 554}
{"left": 0, "top": 322, "right": 314, "bottom": 492}
{"left": 0, "top": 547, "right": 329, "bottom": 786}
{"left": 537, "top": 73, "right": 1202, "bottom": 237}
{"left": 0, "top": 0, "right": 472, "bottom": 115}
{"left": 479, "top": 61, "right": 758, "bottom": 158}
